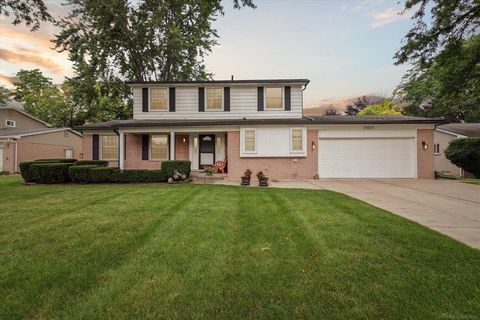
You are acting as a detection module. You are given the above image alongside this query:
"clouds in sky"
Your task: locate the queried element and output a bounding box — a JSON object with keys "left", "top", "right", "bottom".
{"left": 370, "top": 6, "right": 411, "bottom": 28}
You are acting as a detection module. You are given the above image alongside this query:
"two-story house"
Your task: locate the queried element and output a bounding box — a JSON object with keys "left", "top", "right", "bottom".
{"left": 76, "top": 79, "right": 440, "bottom": 179}
{"left": 0, "top": 102, "right": 83, "bottom": 173}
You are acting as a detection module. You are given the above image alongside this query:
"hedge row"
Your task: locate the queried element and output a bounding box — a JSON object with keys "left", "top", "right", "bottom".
{"left": 20, "top": 158, "right": 191, "bottom": 184}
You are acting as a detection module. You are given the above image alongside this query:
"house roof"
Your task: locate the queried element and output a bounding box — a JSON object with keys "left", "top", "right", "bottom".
{"left": 75, "top": 115, "right": 443, "bottom": 131}
{"left": 436, "top": 123, "right": 480, "bottom": 137}
{"left": 0, "top": 101, "right": 52, "bottom": 127}
{"left": 0, "top": 127, "right": 83, "bottom": 138}
{"left": 126, "top": 79, "right": 310, "bottom": 86}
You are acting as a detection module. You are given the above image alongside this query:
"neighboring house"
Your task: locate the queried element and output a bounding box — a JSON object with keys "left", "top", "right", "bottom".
{"left": 0, "top": 102, "right": 83, "bottom": 173}
{"left": 76, "top": 79, "right": 441, "bottom": 179}
{"left": 434, "top": 123, "right": 480, "bottom": 177}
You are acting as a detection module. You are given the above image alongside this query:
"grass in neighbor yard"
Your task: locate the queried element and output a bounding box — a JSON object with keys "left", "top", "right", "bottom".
{"left": 0, "top": 176, "right": 479, "bottom": 319}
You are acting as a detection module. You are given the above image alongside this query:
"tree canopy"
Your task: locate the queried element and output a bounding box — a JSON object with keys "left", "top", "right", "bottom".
{"left": 0, "top": 0, "right": 53, "bottom": 30}
{"left": 358, "top": 99, "right": 402, "bottom": 116}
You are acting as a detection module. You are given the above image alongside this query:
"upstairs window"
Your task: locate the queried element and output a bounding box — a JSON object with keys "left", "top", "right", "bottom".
{"left": 5, "top": 120, "right": 16, "bottom": 127}
{"left": 265, "top": 87, "right": 283, "bottom": 109}
{"left": 206, "top": 88, "right": 222, "bottom": 110}
{"left": 151, "top": 135, "right": 169, "bottom": 160}
{"left": 150, "top": 88, "right": 168, "bottom": 110}
{"left": 101, "top": 135, "right": 118, "bottom": 160}
{"left": 290, "top": 128, "right": 304, "bottom": 153}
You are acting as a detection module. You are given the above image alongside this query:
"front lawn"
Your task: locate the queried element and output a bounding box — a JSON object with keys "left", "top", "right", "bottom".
{"left": 0, "top": 175, "right": 479, "bottom": 319}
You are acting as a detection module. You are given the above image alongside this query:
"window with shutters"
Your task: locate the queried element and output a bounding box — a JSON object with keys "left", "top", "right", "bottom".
{"left": 290, "top": 128, "right": 304, "bottom": 153}
{"left": 265, "top": 87, "right": 283, "bottom": 109}
{"left": 150, "top": 88, "right": 168, "bottom": 110}
{"left": 206, "top": 88, "right": 222, "bottom": 110}
{"left": 101, "top": 135, "right": 118, "bottom": 160}
{"left": 151, "top": 135, "right": 169, "bottom": 160}
{"left": 243, "top": 129, "right": 257, "bottom": 153}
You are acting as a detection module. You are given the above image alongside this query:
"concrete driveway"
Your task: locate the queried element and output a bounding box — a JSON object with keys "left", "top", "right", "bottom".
{"left": 306, "top": 179, "right": 480, "bottom": 249}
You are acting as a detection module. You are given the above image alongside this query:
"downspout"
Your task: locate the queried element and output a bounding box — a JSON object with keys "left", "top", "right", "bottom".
{"left": 13, "top": 140, "right": 18, "bottom": 173}
{"left": 113, "top": 126, "right": 120, "bottom": 169}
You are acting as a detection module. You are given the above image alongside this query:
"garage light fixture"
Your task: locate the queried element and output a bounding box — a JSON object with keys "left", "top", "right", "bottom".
{"left": 311, "top": 141, "right": 316, "bottom": 150}
{"left": 422, "top": 141, "right": 428, "bottom": 150}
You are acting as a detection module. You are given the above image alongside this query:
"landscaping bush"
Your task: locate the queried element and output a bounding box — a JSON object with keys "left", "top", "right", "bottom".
{"left": 74, "top": 160, "right": 109, "bottom": 166}
{"left": 88, "top": 167, "right": 121, "bottom": 183}
{"left": 445, "top": 137, "right": 480, "bottom": 178}
{"left": 160, "top": 160, "right": 191, "bottom": 179}
{"left": 19, "top": 161, "right": 39, "bottom": 182}
{"left": 28, "top": 163, "right": 74, "bottom": 184}
{"left": 34, "top": 158, "right": 78, "bottom": 163}
{"left": 69, "top": 165, "right": 103, "bottom": 183}
{"left": 119, "top": 170, "right": 166, "bottom": 183}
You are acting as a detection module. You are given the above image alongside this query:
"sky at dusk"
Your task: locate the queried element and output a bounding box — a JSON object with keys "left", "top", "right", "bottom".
{"left": 0, "top": 0, "right": 416, "bottom": 108}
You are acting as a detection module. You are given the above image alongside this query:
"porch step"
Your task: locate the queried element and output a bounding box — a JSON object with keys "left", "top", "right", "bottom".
{"left": 190, "top": 171, "right": 226, "bottom": 182}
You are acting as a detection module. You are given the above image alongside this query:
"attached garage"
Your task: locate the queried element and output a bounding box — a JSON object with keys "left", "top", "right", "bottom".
{"left": 318, "top": 128, "right": 417, "bottom": 178}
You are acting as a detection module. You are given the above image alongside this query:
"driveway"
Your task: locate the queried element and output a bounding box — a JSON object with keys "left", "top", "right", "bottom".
{"left": 306, "top": 179, "right": 480, "bottom": 249}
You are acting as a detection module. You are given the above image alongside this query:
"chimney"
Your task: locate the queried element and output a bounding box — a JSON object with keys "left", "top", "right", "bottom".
{"left": 231, "top": 75, "right": 234, "bottom": 81}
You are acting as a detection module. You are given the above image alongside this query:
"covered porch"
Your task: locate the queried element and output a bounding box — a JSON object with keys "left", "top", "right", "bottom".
{"left": 117, "top": 129, "right": 228, "bottom": 172}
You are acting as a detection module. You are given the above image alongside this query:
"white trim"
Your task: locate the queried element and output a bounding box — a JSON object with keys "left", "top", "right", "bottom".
{"left": 5, "top": 119, "right": 16, "bottom": 127}
{"left": 1, "top": 128, "right": 83, "bottom": 138}
{"left": 241, "top": 128, "right": 257, "bottom": 154}
{"left": 205, "top": 87, "right": 224, "bottom": 112}
{"left": 149, "top": 87, "right": 169, "bottom": 112}
{"left": 435, "top": 128, "right": 466, "bottom": 138}
{"left": 289, "top": 127, "right": 306, "bottom": 154}
{"left": 119, "top": 132, "right": 125, "bottom": 169}
{"left": 264, "top": 86, "right": 284, "bottom": 110}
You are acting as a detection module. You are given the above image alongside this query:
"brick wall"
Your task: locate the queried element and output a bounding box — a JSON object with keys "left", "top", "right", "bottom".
{"left": 226, "top": 130, "right": 318, "bottom": 180}
{"left": 417, "top": 129, "right": 434, "bottom": 179}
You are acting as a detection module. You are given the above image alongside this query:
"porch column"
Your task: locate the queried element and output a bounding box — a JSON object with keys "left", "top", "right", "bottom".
{"left": 119, "top": 131, "right": 125, "bottom": 170}
{"left": 170, "top": 131, "right": 175, "bottom": 160}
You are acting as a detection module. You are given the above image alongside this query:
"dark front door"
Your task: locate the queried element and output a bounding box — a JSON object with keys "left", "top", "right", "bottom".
{"left": 199, "top": 134, "right": 215, "bottom": 168}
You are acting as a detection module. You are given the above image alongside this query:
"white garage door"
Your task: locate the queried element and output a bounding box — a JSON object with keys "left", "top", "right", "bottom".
{"left": 318, "top": 137, "right": 417, "bottom": 178}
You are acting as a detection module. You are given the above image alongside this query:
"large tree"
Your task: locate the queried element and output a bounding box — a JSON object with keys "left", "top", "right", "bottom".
{"left": 395, "top": 0, "right": 479, "bottom": 70}
{"left": 344, "top": 96, "right": 369, "bottom": 116}
{"left": 0, "top": 0, "right": 53, "bottom": 30}
{"left": 395, "top": 0, "right": 480, "bottom": 122}
{"left": 54, "top": 0, "right": 255, "bottom": 82}
{"left": 358, "top": 99, "right": 402, "bottom": 116}
{"left": 396, "top": 35, "right": 480, "bottom": 122}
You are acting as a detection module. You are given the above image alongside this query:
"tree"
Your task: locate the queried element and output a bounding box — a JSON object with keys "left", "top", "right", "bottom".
{"left": 395, "top": 0, "right": 480, "bottom": 70}
{"left": 358, "top": 99, "right": 402, "bottom": 116}
{"left": 445, "top": 137, "right": 480, "bottom": 178}
{"left": 0, "top": 0, "right": 53, "bottom": 31}
{"left": 54, "top": 0, "right": 255, "bottom": 82}
{"left": 344, "top": 96, "right": 369, "bottom": 116}
{"left": 13, "top": 69, "right": 72, "bottom": 127}
{"left": 0, "top": 85, "right": 10, "bottom": 105}
{"left": 323, "top": 105, "right": 340, "bottom": 116}
{"left": 396, "top": 35, "right": 480, "bottom": 122}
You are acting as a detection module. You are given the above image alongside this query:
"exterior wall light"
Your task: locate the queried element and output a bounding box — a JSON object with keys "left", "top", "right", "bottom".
{"left": 422, "top": 141, "right": 428, "bottom": 150}
{"left": 182, "top": 137, "right": 186, "bottom": 143}
{"left": 312, "top": 141, "right": 316, "bottom": 150}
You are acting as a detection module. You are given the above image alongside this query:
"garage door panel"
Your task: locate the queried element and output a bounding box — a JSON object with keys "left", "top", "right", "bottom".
{"left": 318, "top": 138, "right": 416, "bottom": 178}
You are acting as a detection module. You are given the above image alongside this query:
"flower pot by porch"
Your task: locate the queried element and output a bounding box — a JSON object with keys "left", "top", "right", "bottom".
{"left": 259, "top": 178, "right": 269, "bottom": 187}
{"left": 241, "top": 177, "right": 251, "bottom": 186}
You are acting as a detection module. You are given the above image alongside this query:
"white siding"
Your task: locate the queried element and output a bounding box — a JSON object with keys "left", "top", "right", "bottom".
{"left": 132, "top": 85, "right": 304, "bottom": 119}
{"left": 240, "top": 126, "right": 307, "bottom": 157}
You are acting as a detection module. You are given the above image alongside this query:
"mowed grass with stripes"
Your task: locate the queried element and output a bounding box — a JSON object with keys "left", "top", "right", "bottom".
{"left": 0, "top": 175, "right": 479, "bottom": 319}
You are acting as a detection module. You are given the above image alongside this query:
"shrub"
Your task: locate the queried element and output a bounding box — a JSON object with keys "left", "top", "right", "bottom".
{"left": 29, "top": 163, "right": 74, "bottom": 184}
{"left": 88, "top": 167, "right": 121, "bottom": 183}
{"left": 69, "top": 165, "right": 103, "bottom": 183}
{"left": 74, "top": 160, "right": 109, "bottom": 166}
{"left": 445, "top": 137, "right": 480, "bottom": 178}
{"left": 19, "top": 161, "right": 37, "bottom": 182}
{"left": 160, "top": 160, "right": 191, "bottom": 179}
{"left": 119, "top": 170, "right": 166, "bottom": 183}
{"left": 34, "top": 158, "right": 78, "bottom": 163}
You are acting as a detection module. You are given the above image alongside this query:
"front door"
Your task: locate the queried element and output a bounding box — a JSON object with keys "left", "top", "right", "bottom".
{"left": 199, "top": 134, "right": 215, "bottom": 168}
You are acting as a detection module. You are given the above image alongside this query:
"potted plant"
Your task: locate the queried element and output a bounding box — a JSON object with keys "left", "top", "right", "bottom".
{"left": 256, "top": 171, "right": 269, "bottom": 187}
{"left": 241, "top": 169, "right": 252, "bottom": 186}
{"left": 204, "top": 166, "right": 215, "bottom": 176}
